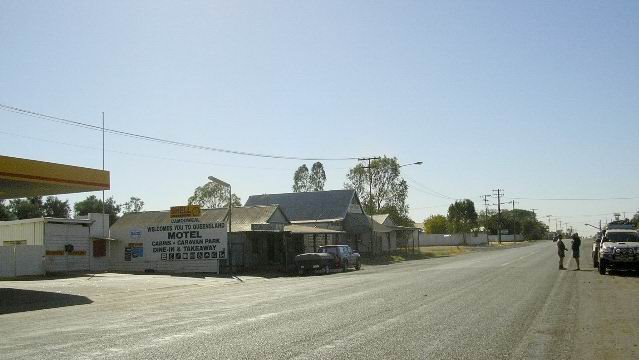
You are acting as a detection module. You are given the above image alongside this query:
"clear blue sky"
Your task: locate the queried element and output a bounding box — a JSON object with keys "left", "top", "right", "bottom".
{"left": 1, "top": 1, "right": 638, "bottom": 235}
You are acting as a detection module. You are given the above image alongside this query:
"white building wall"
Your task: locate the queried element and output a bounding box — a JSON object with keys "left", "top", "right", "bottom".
{"left": 0, "top": 220, "right": 45, "bottom": 246}
{"left": 44, "top": 223, "right": 91, "bottom": 273}
{"left": 108, "top": 237, "right": 219, "bottom": 273}
{"left": 109, "top": 225, "right": 220, "bottom": 273}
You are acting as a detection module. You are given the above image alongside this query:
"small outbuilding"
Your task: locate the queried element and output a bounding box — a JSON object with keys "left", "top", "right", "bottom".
{"left": 0, "top": 213, "right": 110, "bottom": 277}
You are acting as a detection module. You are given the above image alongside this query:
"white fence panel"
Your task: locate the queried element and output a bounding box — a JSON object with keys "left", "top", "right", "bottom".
{"left": 0, "top": 247, "right": 15, "bottom": 277}
{"left": 16, "top": 245, "right": 45, "bottom": 276}
{"left": 419, "top": 233, "right": 488, "bottom": 246}
{"left": 0, "top": 245, "right": 45, "bottom": 277}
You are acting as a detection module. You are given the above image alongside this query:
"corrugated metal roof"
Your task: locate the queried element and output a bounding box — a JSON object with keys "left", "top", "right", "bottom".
{"left": 245, "top": 189, "right": 357, "bottom": 222}
{"left": 110, "top": 205, "right": 287, "bottom": 233}
{"left": 372, "top": 214, "right": 391, "bottom": 225}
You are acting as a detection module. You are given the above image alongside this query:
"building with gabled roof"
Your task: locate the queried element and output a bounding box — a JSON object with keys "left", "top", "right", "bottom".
{"left": 245, "top": 189, "right": 373, "bottom": 253}
{"left": 371, "top": 214, "right": 421, "bottom": 253}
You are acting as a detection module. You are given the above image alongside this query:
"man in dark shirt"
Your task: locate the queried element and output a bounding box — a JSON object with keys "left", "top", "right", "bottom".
{"left": 556, "top": 234, "right": 567, "bottom": 270}
{"left": 571, "top": 233, "right": 581, "bottom": 270}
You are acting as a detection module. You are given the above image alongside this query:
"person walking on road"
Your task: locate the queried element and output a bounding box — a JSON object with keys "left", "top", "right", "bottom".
{"left": 571, "top": 233, "right": 581, "bottom": 270}
{"left": 555, "top": 234, "right": 567, "bottom": 270}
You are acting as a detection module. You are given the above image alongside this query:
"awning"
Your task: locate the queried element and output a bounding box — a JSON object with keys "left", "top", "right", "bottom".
{"left": 285, "top": 224, "right": 345, "bottom": 234}
{"left": 90, "top": 236, "right": 119, "bottom": 241}
{"left": 0, "top": 155, "right": 110, "bottom": 199}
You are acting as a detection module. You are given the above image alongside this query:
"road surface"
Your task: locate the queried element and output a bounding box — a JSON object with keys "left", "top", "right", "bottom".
{"left": 1, "top": 240, "right": 638, "bottom": 359}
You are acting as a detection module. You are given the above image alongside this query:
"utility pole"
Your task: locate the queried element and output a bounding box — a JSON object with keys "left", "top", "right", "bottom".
{"left": 359, "top": 157, "right": 380, "bottom": 255}
{"left": 492, "top": 189, "right": 504, "bottom": 244}
{"left": 102, "top": 112, "right": 106, "bottom": 238}
{"left": 481, "top": 195, "right": 491, "bottom": 243}
{"left": 480, "top": 195, "right": 491, "bottom": 217}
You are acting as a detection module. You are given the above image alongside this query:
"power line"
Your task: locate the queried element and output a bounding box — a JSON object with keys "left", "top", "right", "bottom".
{"left": 510, "top": 196, "right": 639, "bottom": 201}
{"left": 0, "top": 130, "right": 295, "bottom": 172}
{"left": 404, "top": 176, "right": 455, "bottom": 200}
{"left": 0, "top": 103, "right": 361, "bottom": 161}
{"left": 411, "top": 203, "right": 453, "bottom": 210}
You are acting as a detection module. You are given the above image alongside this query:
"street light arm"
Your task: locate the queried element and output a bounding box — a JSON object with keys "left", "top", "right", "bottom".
{"left": 399, "top": 161, "right": 423, "bottom": 168}
{"left": 584, "top": 223, "right": 601, "bottom": 230}
{"left": 208, "top": 176, "right": 230, "bottom": 188}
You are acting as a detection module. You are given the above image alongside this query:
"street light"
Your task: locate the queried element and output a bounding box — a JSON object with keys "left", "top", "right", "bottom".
{"left": 584, "top": 223, "right": 601, "bottom": 231}
{"left": 398, "top": 161, "right": 422, "bottom": 253}
{"left": 399, "top": 161, "right": 423, "bottom": 168}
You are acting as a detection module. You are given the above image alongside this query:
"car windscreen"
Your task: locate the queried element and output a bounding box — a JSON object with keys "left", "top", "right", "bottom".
{"left": 605, "top": 232, "right": 639, "bottom": 243}
{"left": 318, "top": 247, "right": 338, "bottom": 255}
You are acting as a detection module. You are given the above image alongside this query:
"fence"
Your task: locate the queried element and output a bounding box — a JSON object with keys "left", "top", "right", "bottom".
{"left": 0, "top": 245, "right": 45, "bottom": 277}
{"left": 419, "top": 233, "right": 488, "bottom": 246}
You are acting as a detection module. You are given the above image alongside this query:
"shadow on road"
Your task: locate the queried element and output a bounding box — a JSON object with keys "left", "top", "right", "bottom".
{"left": 0, "top": 288, "right": 93, "bottom": 315}
{"left": 608, "top": 270, "right": 639, "bottom": 278}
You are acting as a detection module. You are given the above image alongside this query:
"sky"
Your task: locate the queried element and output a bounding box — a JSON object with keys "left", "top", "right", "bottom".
{"left": 1, "top": 1, "right": 638, "bottom": 236}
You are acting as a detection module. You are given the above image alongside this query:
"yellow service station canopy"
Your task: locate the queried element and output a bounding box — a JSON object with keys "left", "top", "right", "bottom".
{"left": 0, "top": 155, "right": 110, "bottom": 199}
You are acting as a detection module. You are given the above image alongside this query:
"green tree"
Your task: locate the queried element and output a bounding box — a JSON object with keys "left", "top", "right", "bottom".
{"left": 424, "top": 214, "right": 448, "bottom": 234}
{"left": 74, "top": 195, "right": 121, "bottom": 225}
{"left": 482, "top": 209, "right": 548, "bottom": 240}
{"left": 447, "top": 199, "right": 478, "bottom": 233}
{"left": 0, "top": 200, "right": 16, "bottom": 220}
{"left": 631, "top": 213, "right": 639, "bottom": 228}
{"left": 344, "top": 156, "right": 410, "bottom": 223}
{"left": 9, "top": 197, "right": 44, "bottom": 219}
{"left": 188, "top": 182, "right": 241, "bottom": 209}
{"left": 122, "top": 196, "right": 145, "bottom": 213}
{"left": 309, "top": 162, "right": 326, "bottom": 191}
{"left": 292, "top": 164, "right": 310, "bottom": 192}
{"left": 42, "top": 196, "right": 71, "bottom": 218}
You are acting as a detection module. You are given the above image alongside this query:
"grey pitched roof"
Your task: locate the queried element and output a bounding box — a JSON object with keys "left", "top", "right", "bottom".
{"left": 244, "top": 190, "right": 358, "bottom": 222}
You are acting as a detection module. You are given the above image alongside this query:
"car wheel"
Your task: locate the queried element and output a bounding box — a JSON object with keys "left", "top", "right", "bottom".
{"left": 342, "top": 261, "right": 348, "bottom": 272}
{"left": 598, "top": 260, "right": 606, "bottom": 275}
{"left": 355, "top": 261, "right": 361, "bottom": 271}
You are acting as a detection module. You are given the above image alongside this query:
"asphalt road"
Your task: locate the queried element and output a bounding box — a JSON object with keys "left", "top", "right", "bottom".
{"left": 1, "top": 240, "right": 638, "bottom": 360}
